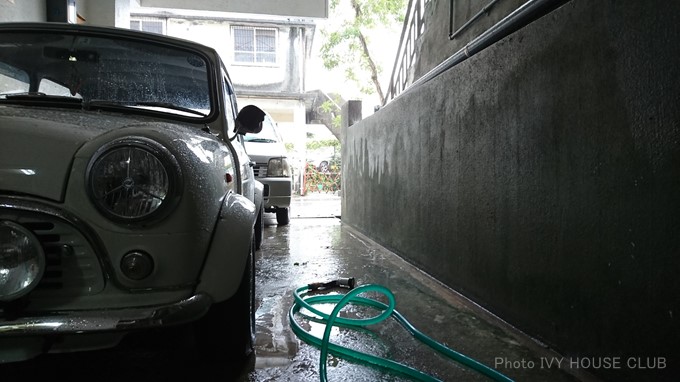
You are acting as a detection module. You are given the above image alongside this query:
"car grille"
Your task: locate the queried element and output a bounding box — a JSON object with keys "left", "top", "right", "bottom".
{"left": 253, "top": 164, "right": 268, "bottom": 178}
{"left": 0, "top": 210, "right": 105, "bottom": 299}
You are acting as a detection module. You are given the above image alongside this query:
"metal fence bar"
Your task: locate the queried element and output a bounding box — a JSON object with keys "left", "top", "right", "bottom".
{"left": 387, "top": 0, "right": 569, "bottom": 106}
{"left": 384, "top": 0, "right": 427, "bottom": 105}
{"left": 449, "top": 0, "right": 502, "bottom": 40}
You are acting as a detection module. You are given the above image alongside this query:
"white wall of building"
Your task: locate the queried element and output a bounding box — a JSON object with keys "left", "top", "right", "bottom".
{"left": 165, "top": 19, "right": 290, "bottom": 88}
{"left": 165, "top": 18, "right": 231, "bottom": 59}
{"left": 80, "top": 0, "right": 129, "bottom": 27}
{"left": 0, "top": 0, "right": 45, "bottom": 22}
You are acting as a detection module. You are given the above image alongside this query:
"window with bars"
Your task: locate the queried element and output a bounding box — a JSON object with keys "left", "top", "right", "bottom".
{"left": 130, "top": 18, "right": 165, "bottom": 35}
{"left": 232, "top": 26, "right": 277, "bottom": 65}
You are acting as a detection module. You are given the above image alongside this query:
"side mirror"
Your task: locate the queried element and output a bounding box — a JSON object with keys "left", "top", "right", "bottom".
{"left": 235, "top": 105, "right": 265, "bottom": 134}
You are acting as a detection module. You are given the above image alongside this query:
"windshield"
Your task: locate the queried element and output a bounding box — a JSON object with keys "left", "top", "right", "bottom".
{"left": 0, "top": 31, "right": 212, "bottom": 118}
{"left": 244, "top": 115, "right": 281, "bottom": 143}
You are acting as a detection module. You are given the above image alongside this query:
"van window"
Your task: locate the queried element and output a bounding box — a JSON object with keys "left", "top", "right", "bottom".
{"left": 244, "top": 115, "right": 281, "bottom": 143}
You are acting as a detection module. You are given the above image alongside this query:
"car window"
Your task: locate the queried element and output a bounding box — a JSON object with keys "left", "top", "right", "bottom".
{"left": 221, "top": 72, "right": 237, "bottom": 133}
{"left": 0, "top": 67, "right": 83, "bottom": 100}
{"left": 39, "top": 78, "right": 81, "bottom": 98}
{"left": 0, "top": 62, "right": 29, "bottom": 94}
{"left": 0, "top": 31, "right": 213, "bottom": 119}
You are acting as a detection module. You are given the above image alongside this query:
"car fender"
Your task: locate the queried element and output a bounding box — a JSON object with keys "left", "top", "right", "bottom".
{"left": 254, "top": 179, "right": 265, "bottom": 213}
{"left": 196, "top": 191, "right": 256, "bottom": 303}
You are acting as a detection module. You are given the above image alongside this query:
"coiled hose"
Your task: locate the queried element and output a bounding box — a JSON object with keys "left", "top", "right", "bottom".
{"left": 289, "top": 280, "right": 514, "bottom": 382}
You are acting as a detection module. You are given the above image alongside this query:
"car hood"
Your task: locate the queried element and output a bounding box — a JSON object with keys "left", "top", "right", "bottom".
{"left": 0, "top": 105, "right": 184, "bottom": 202}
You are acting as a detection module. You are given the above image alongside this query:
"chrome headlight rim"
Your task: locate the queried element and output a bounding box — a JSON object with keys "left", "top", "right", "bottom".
{"left": 86, "top": 137, "right": 183, "bottom": 224}
{"left": 0, "top": 220, "right": 46, "bottom": 302}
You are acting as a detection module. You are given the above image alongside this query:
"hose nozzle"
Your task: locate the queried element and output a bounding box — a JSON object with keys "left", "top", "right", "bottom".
{"left": 337, "top": 277, "right": 356, "bottom": 289}
{"left": 308, "top": 277, "right": 356, "bottom": 291}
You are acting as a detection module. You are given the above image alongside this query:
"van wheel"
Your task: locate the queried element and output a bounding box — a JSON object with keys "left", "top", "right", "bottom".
{"left": 276, "top": 207, "right": 290, "bottom": 225}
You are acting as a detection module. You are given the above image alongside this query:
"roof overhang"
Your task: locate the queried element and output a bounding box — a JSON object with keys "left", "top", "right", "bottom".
{"left": 139, "top": 0, "right": 328, "bottom": 19}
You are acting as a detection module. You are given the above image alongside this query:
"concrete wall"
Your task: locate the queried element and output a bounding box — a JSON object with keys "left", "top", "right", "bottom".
{"left": 0, "top": 0, "right": 45, "bottom": 22}
{"left": 0, "top": 0, "right": 125, "bottom": 26}
{"left": 229, "top": 25, "right": 308, "bottom": 94}
{"left": 0, "top": 0, "right": 107, "bottom": 24}
{"left": 342, "top": 1, "right": 680, "bottom": 381}
{"left": 80, "top": 0, "right": 129, "bottom": 27}
{"left": 164, "top": 19, "right": 305, "bottom": 93}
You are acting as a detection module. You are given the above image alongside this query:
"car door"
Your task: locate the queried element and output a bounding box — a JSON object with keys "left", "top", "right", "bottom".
{"left": 221, "top": 69, "right": 256, "bottom": 202}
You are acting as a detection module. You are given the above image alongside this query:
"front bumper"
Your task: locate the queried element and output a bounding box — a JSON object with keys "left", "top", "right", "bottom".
{"left": 0, "top": 293, "right": 211, "bottom": 336}
{"left": 261, "top": 178, "right": 292, "bottom": 208}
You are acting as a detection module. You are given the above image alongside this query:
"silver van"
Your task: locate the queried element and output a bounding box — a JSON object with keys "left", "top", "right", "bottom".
{"left": 244, "top": 112, "right": 292, "bottom": 225}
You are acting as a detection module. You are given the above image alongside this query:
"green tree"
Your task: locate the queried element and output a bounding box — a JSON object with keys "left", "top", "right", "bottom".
{"left": 320, "top": 0, "right": 406, "bottom": 106}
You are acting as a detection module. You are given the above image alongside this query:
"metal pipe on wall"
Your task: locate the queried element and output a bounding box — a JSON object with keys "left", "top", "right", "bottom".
{"left": 402, "top": 0, "right": 570, "bottom": 102}
{"left": 449, "top": 0, "right": 502, "bottom": 40}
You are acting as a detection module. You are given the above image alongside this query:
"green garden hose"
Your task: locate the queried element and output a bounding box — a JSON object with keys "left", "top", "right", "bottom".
{"left": 289, "top": 280, "right": 514, "bottom": 382}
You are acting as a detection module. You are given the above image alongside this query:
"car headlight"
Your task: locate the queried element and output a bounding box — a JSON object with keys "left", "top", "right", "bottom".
{"left": 87, "top": 137, "right": 182, "bottom": 223}
{"left": 0, "top": 221, "right": 45, "bottom": 302}
{"left": 267, "top": 157, "right": 291, "bottom": 177}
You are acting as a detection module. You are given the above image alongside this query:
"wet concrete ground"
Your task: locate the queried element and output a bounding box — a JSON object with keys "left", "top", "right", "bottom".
{"left": 0, "top": 193, "right": 603, "bottom": 381}
{"left": 238, "top": 193, "right": 601, "bottom": 382}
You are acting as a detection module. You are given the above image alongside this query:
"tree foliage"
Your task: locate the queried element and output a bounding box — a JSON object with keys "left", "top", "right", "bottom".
{"left": 306, "top": 138, "right": 341, "bottom": 151}
{"left": 320, "top": 0, "right": 406, "bottom": 105}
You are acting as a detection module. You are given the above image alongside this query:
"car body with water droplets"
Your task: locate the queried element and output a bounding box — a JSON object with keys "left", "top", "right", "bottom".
{"left": 0, "top": 22, "right": 264, "bottom": 364}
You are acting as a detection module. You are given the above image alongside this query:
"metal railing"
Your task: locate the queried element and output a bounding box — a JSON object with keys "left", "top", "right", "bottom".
{"left": 449, "top": 0, "right": 502, "bottom": 40}
{"left": 384, "top": 0, "right": 568, "bottom": 106}
{"left": 384, "top": 0, "right": 428, "bottom": 106}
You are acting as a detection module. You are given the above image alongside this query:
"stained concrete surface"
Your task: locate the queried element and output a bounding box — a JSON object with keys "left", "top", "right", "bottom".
{"left": 239, "top": 193, "right": 601, "bottom": 382}
{"left": 0, "top": 193, "right": 602, "bottom": 381}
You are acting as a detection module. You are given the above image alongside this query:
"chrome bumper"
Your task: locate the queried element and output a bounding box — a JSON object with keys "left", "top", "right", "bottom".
{"left": 0, "top": 293, "right": 212, "bottom": 336}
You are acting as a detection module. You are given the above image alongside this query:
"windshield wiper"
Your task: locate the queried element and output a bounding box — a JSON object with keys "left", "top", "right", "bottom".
{"left": 134, "top": 101, "right": 207, "bottom": 117}
{"left": 245, "top": 138, "right": 277, "bottom": 143}
{"left": 0, "top": 92, "right": 83, "bottom": 104}
{"left": 84, "top": 100, "right": 207, "bottom": 117}
{"left": 82, "top": 100, "right": 127, "bottom": 111}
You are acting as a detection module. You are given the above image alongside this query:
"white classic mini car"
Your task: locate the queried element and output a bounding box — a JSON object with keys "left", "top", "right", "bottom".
{"left": 0, "top": 22, "right": 266, "bottom": 365}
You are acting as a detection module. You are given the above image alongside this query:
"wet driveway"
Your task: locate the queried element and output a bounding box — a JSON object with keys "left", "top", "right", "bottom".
{"left": 0, "top": 193, "right": 599, "bottom": 381}
{"left": 238, "top": 193, "right": 597, "bottom": 382}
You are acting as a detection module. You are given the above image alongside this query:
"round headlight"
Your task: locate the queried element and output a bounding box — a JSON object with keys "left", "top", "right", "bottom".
{"left": 88, "top": 138, "right": 182, "bottom": 222}
{"left": 0, "top": 221, "right": 45, "bottom": 302}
